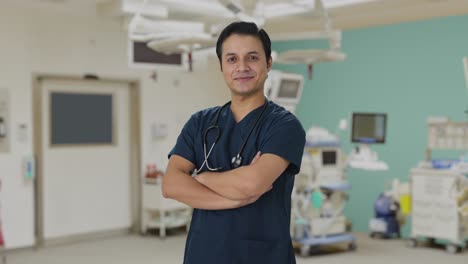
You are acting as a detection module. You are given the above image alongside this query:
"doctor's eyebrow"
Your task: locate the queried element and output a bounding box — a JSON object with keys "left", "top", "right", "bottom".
{"left": 224, "top": 51, "right": 260, "bottom": 57}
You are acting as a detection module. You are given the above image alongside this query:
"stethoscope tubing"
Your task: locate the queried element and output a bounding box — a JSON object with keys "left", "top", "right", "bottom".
{"left": 194, "top": 99, "right": 268, "bottom": 175}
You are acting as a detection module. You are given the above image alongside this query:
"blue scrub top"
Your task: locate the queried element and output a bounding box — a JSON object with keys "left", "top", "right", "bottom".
{"left": 169, "top": 100, "right": 305, "bottom": 264}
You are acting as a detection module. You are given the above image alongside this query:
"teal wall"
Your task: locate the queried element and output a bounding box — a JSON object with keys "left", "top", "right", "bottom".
{"left": 273, "top": 15, "right": 468, "bottom": 236}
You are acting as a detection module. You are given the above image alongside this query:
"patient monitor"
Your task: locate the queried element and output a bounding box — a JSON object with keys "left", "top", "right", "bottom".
{"left": 348, "top": 112, "right": 389, "bottom": 170}
{"left": 311, "top": 147, "right": 345, "bottom": 185}
{"left": 303, "top": 127, "right": 346, "bottom": 186}
{"left": 265, "top": 70, "right": 304, "bottom": 114}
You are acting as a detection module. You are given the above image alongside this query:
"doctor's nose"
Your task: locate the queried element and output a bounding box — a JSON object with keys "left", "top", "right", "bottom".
{"left": 236, "top": 60, "right": 250, "bottom": 71}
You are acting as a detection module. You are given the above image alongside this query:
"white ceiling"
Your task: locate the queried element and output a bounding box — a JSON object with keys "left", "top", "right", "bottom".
{"left": 1, "top": 0, "right": 105, "bottom": 16}
{"left": 2, "top": 0, "right": 468, "bottom": 36}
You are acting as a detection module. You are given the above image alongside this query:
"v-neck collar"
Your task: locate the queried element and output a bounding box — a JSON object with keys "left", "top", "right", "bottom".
{"left": 229, "top": 100, "right": 268, "bottom": 126}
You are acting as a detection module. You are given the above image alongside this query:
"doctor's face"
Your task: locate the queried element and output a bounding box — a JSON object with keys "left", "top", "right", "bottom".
{"left": 220, "top": 34, "right": 272, "bottom": 98}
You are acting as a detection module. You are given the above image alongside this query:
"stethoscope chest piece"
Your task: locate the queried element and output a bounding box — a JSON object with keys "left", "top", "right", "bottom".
{"left": 231, "top": 154, "right": 242, "bottom": 168}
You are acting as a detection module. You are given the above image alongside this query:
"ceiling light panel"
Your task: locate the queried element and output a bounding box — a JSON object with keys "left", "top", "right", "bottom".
{"left": 295, "top": 0, "right": 379, "bottom": 8}
{"left": 265, "top": 3, "right": 309, "bottom": 18}
{"left": 156, "top": 0, "right": 234, "bottom": 17}
{"left": 122, "top": 1, "right": 168, "bottom": 18}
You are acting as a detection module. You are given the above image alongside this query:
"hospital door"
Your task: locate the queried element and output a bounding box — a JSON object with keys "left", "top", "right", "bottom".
{"left": 36, "top": 77, "right": 133, "bottom": 242}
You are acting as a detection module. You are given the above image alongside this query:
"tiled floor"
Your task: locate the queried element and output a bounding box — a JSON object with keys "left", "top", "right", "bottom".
{"left": 6, "top": 232, "right": 468, "bottom": 264}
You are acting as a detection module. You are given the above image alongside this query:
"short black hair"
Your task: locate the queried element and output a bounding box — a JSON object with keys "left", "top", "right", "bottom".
{"left": 215, "top": 21, "right": 271, "bottom": 68}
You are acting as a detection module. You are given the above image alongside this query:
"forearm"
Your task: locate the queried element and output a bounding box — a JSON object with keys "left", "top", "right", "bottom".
{"left": 196, "top": 166, "right": 260, "bottom": 200}
{"left": 162, "top": 168, "right": 248, "bottom": 210}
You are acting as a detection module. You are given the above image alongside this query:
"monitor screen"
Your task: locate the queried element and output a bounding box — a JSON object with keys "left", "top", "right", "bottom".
{"left": 351, "top": 113, "right": 387, "bottom": 144}
{"left": 322, "top": 150, "right": 337, "bottom": 165}
{"left": 264, "top": 71, "right": 303, "bottom": 105}
{"left": 278, "top": 79, "right": 301, "bottom": 99}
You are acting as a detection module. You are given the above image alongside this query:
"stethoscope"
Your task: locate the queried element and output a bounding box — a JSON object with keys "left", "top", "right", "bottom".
{"left": 193, "top": 99, "right": 268, "bottom": 175}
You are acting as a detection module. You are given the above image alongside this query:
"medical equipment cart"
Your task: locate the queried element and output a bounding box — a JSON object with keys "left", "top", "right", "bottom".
{"left": 408, "top": 168, "right": 468, "bottom": 253}
{"left": 141, "top": 180, "right": 191, "bottom": 238}
{"left": 291, "top": 140, "right": 356, "bottom": 256}
{"left": 407, "top": 118, "right": 468, "bottom": 253}
{"left": 292, "top": 182, "right": 356, "bottom": 257}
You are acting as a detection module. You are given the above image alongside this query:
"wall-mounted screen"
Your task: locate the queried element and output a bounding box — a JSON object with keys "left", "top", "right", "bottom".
{"left": 351, "top": 112, "right": 387, "bottom": 144}
{"left": 128, "top": 40, "right": 187, "bottom": 70}
{"left": 50, "top": 92, "right": 113, "bottom": 145}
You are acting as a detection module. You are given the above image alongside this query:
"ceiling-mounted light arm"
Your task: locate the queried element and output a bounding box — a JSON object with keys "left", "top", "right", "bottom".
{"left": 313, "top": 0, "right": 341, "bottom": 50}
{"left": 263, "top": 0, "right": 346, "bottom": 67}
{"left": 253, "top": 1, "right": 265, "bottom": 18}
{"left": 122, "top": 0, "right": 168, "bottom": 18}
{"left": 327, "top": 30, "right": 342, "bottom": 50}
{"left": 218, "top": 0, "right": 265, "bottom": 26}
{"left": 128, "top": 0, "right": 149, "bottom": 36}
{"left": 221, "top": 0, "right": 243, "bottom": 15}
{"left": 127, "top": 0, "right": 171, "bottom": 38}
{"left": 315, "top": 0, "right": 331, "bottom": 33}
{"left": 253, "top": 1, "right": 267, "bottom": 26}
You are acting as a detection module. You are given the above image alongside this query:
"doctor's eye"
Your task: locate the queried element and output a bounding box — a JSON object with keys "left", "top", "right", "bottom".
{"left": 248, "top": 55, "right": 259, "bottom": 61}
{"left": 226, "top": 57, "right": 237, "bottom": 63}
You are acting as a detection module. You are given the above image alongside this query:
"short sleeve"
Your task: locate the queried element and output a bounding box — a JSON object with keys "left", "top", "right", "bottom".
{"left": 168, "top": 114, "right": 198, "bottom": 164}
{"left": 261, "top": 114, "right": 305, "bottom": 174}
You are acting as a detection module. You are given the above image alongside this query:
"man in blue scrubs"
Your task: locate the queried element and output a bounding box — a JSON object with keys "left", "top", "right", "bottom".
{"left": 163, "top": 21, "right": 305, "bottom": 264}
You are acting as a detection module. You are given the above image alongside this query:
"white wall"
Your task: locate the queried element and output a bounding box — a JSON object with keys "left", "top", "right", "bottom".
{"left": 141, "top": 55, "right": 229, "bottom": 171}
{"left": 0, "top": 6, "right": 228, "bottom": 249}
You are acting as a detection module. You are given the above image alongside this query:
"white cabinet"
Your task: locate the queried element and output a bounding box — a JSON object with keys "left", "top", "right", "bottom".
{"left": 408, "top": 118, "right": 468, "bottom": 253}
{"left": 410, "top": 169, "right": 468, "bottom": 248}
{"left": 141, "top": 183, "right": 191, "bottom": 238}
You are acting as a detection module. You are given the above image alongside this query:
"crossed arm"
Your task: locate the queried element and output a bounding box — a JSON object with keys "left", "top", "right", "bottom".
{"left": 162, "top": 152, "right": 289, "bottom": 210}
{"left": 194, "top": 152, "right": 289, "bottom": 200}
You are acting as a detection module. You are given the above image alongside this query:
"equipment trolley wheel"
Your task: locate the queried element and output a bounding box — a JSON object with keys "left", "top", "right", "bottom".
{"left": 406, "top": 238, "right": 418, "bottom": 248}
